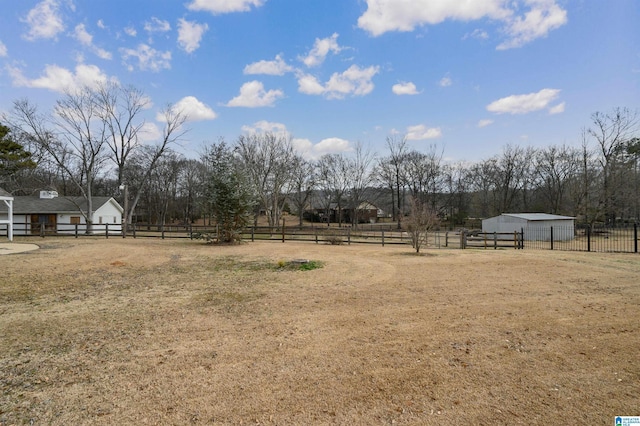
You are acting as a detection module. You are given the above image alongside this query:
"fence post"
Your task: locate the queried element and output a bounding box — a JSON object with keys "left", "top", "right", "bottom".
{"left": 493, "top": 232, "right": 497, "bottom": 249}
{"left": 189, "top": 225, "right": 193, "bottom": 240}
{"left": 382, "top": 230, "right": 385, "bottom": 247}
{"left": 161, "top": 224, "right": 165, "bottom": 239}
{"left": 282, "top": 218, "right": 285, "bottom": 243}
{"left": 347, "top": 227, "right": 351, "bottom": 245}
{"left": 587, "top": 225, "right": 591, "bottom": 252}
{"left": 315, "top": 229, "right": 318, "bottom": 244}
{"left": 74, "top": 223, "right": 78, "bottom": 238}
{"left": 550, "top": 226, "right": 554, "bottom": 250}
{"left": 133, "top": 223, "right": 136, "bottom": 238}
{"left": 106, "top": 223, "right": 109, "bottom": 239}
{"left": 40, "top": 222, "right": 45, "bottom": 238}
{"left": 513, "top": 231, "right": 517, "bottom": 249}
{"left": 521, "top": 228, "right": 524, "bottom": 249}
{"left": 251, "top": 226, "right": 255, "bottom": 242}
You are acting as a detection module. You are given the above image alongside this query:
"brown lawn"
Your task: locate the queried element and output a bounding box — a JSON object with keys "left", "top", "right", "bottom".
{"left": 0, "top": 237, "right": 638, "bottom": 425}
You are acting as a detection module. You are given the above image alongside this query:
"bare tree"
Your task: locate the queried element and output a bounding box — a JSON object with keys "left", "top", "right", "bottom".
{"left": 402, "top": 144, "right": 443, "bottom": 212}
{"left": 405, "top": 195, "right": 438, "bottom": 253}
{"left": 11, "top": 90, "right": 109, "bottom": 233}
{"left": 383, "top": 135, "right": 408, "bottom": 229}
{"left": 288, "top": 155, "right": 316, "bottom": 227}
{"left": 346, "top": 142, "right": 376, "bottom": 227}
{"left": 124, "top": 105, "right": 188, "bottom": 226}
{"left": 235, "top": 132, "right": 295, "bottom": 228}
{"left": 96, "top": 82, "right": 149, "bottom": 185}
{"left": 588, "top": 107, "right": 638, "bottom": 224}
{"left": 316, "top": 153, "right": 350, "bottom": 226}
{"left": 534, "top": 144, "right": 580, "bottom": 214}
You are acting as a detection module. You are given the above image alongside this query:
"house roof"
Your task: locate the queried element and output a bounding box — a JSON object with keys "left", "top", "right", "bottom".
{"left": 0, "top": 187, "right": 13, "bottom": 199}
{"left": 501, "top": 213, "right": 575, "bottom": 221}
{"left": 8, "top": 196, "right": 120, "bottom": 214}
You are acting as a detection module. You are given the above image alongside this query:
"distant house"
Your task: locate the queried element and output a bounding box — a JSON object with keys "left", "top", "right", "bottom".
{"left": 343, "top": 201, "right": 382, "bottom": 224}
{"left": 0, "top": 187, "right": 14, "bottom": 241}
{"left": 482, "top": 213, "right": 575, "bottom": 241}
{"left": 306, "top": 200, "right": 385, "bottom": 224}
{"left": 0, "top": 191, "right": 123, "bottom": 236}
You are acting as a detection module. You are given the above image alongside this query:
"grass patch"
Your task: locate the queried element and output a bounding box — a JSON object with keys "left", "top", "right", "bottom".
{"left": 275, "top": 259, "right": 323, "bottom": 271}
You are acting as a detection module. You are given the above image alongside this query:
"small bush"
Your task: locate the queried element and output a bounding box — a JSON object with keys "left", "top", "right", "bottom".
{"left": 324, "top": 232, "right": 344, "bottom": 245}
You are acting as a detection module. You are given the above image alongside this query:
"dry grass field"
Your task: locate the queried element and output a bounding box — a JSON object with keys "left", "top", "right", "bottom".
{"left": 1, "top": 238, "right": 638, "bottom": 425}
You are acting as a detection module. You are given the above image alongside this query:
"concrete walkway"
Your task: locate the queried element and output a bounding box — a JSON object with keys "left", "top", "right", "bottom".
{"left": 0, "top": 243, "right": 40, "bottom": 255}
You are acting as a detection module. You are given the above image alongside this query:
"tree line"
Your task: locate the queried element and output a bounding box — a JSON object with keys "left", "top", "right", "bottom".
{"left": 1, "top": 83, "right": 638, "bottom": 240}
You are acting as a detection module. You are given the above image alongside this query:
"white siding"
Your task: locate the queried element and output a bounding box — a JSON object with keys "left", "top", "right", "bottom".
{"left": 482, "top": 214, "right": 575, "bottom": 241}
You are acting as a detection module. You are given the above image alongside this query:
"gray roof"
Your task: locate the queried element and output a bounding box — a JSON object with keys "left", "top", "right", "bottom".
{"left": 502, "top": 213, "right": 575, "bottom": 221}
{"left": 0, "top": 187, "right": 13, "bottom": 198}
{"left": 7, "top": 196, "right": 118, "bottom": 214}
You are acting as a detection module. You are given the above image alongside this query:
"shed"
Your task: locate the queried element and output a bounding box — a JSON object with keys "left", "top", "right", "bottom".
{"left": 0, "top": 187, "right": 14, "bottom": 241}
{"left": 482, "top": 213, "right": 575, "bottom": 241}
{"left": 0, "top": 191, "right": 123, "bottom": 236}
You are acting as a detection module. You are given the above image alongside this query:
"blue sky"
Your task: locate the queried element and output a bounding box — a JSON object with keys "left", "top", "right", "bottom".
{"left": 0, "top": 0, "right": 638, "bottom": 161}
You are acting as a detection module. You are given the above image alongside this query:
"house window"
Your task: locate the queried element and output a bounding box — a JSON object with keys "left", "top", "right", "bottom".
{"left": 70, "top": 216, "right": 81, "bottom": 225}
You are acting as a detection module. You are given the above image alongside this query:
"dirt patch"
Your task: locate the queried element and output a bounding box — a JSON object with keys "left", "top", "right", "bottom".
{"left": 1, "top": 237, "right": 638, "bottom": 424}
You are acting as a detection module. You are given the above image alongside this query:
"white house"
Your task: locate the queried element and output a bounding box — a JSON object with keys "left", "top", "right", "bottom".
{"left": 482, "top": 213, "right": 575, "bottom": 241}
{"left": 0, "top": 187, "right": 14, "bottom": 241}
{"left": 0, "top": 191, "right": 123, "bottom": 236}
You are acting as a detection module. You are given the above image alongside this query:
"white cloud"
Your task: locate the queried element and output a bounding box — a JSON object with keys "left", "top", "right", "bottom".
{"left": 0, "top": 41, "right": 7, "bottom": 57}
{"left": 74, "top": 23, "right": 93, "bottom": 45}
{"left": 325, "top": 65, "right": 379, "bottom": 99}
{"left": 392, "top": 81, "right": 419, "bottom": 95}
{"left": 144, "top": 17, "right": 171, "bottom": 33}
{"left": 406, "top": 124, "right": 442, "bottom": 140}
{"left": 241, "top": 120, "right": 288, "bottom": 136}
{"left": 298, "top": 65, "right": 379, "bottom": 99}
{"left": 244, "top": 54, "right": 293, "bottom": 75}
{"left": 22, "top": 0, "right": 65, "bottom": 41}
{"left": 358, "top": 0, "right": 511, "bottom": 37}
{"left": 74, "top": 24, "right": 112, "bottom": 60}
{"left": 357, "top": 0, "right": 567, "bottom": 49}
{"left": 487, "top": 88, "right": 561, "bottom": 114}
{"left": 464, "top": 28, "right": 489, "bottom": 40}
{"left": 138, "top": 122, "right": 163, "bottom": 143}
{"left": 439, "top": 76, "right": 452, "bottom": 87}
{"left": 315, "top": 137, "right": 353, "bottom": 154}
{"left": 292, "top": 137, "right": 353, "bottom": 159}
{"left": 124, "top": 26, "right": 137, "bottom": 37}
{"left": 240, "top": 121, "right": 353, "bottom": 159}
{"left": 120, "top": 44, "right": 172, "bottom": 72}
{"left": 157, "top": 96, "right": 217, "bottom": 122}
{"left": 477, "top": 119, "right": 494, "bottom": 128}
{"left": 226, "top": 81, "right": 284, "bottom": 107}
{"left": 297, "top": 73, "right": 326, "bottom": 95}
{"left": 186, "top": 0, "right": 265, "bottom": 14}
{"left": 497, "top": 0, "right": 568, "bottom": 50}
{"left": 177, "top": 19, "right": 209, "bottom": 53}
{"left": 300, "top": 33, "right": 342, "bottom": 68}
{"left": 8, "top": 63, "right": 118, "bottom": 93}
{"left": 97, "top": 19, "right": 106, "bottom": 30}
{"left": 548, "top": 102, "right": 565, "bottom": 114}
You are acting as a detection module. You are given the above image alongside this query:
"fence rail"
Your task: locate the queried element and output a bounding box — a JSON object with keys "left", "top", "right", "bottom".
{"left": 2, "top": 221, "right": 638, "bottom": 254}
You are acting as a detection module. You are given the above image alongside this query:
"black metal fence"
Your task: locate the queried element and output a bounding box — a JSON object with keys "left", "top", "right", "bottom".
{"left": 522, "top": 224, "right": 639, "bottom": 253}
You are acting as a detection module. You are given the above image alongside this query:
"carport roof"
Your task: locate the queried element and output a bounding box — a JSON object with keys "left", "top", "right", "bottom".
{"left": 502, "top": 213, "right": 575, "bottom": 221}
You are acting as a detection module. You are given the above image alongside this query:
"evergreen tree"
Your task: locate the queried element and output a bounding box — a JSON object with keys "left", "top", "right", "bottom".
{"left": 0, "top": 123, "right": 36, "bottom": 180}
{"left": 204, "top": 141, "right": 256, "bottom": 243}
